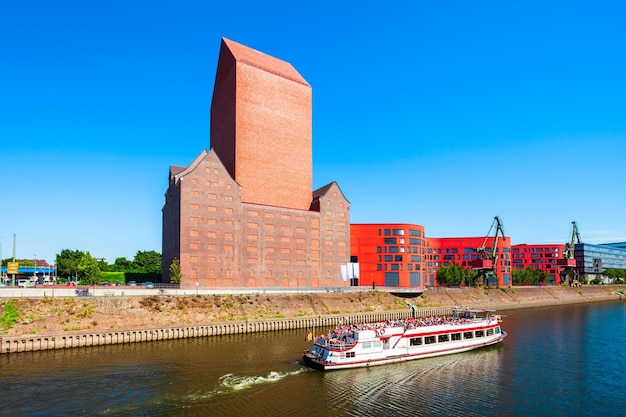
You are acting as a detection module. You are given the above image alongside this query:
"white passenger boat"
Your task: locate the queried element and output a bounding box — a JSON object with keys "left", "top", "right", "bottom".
{"left": 302, "top": 307, "right": 507, "bottom": 371}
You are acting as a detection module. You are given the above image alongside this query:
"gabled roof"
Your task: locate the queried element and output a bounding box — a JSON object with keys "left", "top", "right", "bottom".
{"left": 313, "top": 181, "right": 350, "bottom": 203}
{"left": 221, "top": 38, "right": 310, "bottom": 87}
{"left": 169, "top": 166, "right": 185, "bottom": 177}
{"left": 169, "top": 149, "right": 240, "bottom": 188}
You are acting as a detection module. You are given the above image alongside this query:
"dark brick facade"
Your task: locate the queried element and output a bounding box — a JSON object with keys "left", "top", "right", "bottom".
{"left": 162, "top": 39, "right": 350, "bottom": 289}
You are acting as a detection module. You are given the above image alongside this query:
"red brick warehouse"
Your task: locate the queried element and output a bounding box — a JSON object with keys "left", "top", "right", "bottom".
{"left": 162, "top": 38, "right": 350, "bottom": 289}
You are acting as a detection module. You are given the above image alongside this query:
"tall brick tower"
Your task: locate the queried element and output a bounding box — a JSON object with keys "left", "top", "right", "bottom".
{"left": 210, "top": 38, "right": 313, "bottom": 211}
{"left": 163, "top": 38, "right": 350, "bottom": 289}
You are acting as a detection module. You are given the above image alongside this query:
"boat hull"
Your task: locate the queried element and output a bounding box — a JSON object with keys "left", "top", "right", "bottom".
{"left": 303, "top": 331, "right": 507, "bottom": 371}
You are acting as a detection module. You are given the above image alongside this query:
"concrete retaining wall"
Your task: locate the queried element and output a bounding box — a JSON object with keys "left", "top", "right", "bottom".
{"left": 1, "top": 308, "right": 452, "bottom": 354}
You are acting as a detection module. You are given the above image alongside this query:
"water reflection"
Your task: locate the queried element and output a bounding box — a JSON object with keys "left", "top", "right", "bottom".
{"left": 1, "top": 302, "right": 624, "bottom": 416}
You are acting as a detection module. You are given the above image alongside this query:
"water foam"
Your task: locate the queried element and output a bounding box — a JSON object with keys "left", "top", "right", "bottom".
{"left": 186, "top": 368, "right": 306, "bottom": 402}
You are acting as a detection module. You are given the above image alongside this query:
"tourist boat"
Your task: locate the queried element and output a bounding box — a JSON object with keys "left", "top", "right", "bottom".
{"left": 302, "top": 307, "right": 507, "bottom": 371}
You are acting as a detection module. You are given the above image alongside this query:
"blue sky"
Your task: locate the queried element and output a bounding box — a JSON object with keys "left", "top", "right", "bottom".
{"left": 1, "top": 1, "right": 625, "bottom": 264}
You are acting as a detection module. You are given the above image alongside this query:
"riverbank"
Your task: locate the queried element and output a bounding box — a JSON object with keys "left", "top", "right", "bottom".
{"left": 1, "top": 285, "right": 622, "bottom": 338}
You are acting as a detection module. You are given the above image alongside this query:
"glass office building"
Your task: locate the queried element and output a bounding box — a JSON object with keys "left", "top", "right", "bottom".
{"left": 575, "top": 242, "right": 626, "bottom": 277}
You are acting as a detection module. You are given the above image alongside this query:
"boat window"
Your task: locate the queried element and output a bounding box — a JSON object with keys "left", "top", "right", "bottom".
{"left": 373, "top": 341, "right": 383, "bottom": 348}
{"left": 340, "top": 353, "right": 345, "bottom": 359}
{"left": 451, "top": 333, "right": 462, "bottom": 341}
{"left": 410, "top": 337, "right": 423, "bottom": 346}
{"left": 463, "top": 331, "right": 473, "bottom": 339}
{"left": 438, "top": 334, "right": 449, "bottom": 343}
{"left": 495, "top": 327, "right": 501, "bottom": 334}
{"left": 347, "top": 352, "right": 355, "bottom": 358}
{"left": 424, "top": 336, "right": 436, "bottom": 344}
{"left": 486, "top": 328, "right": 494, "bottom": 336}
{"left": 475, "top": 330, "right": 484, "bottom": 338}
{"left": 362, "top": 342, "right": 372, "bottom": 349}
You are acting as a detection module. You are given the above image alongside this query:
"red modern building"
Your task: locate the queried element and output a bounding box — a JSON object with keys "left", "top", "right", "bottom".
{"left": 350, "top": 224, "right": 428, "bottom": 288}
{"left": 510, "top": 244, "right": 566, "bottom": 284}
{"left": 428, "top": 236, "right": 512, "bottom": 287}
{"left": 351, "top": 224, "right": 512, "bottom": 288}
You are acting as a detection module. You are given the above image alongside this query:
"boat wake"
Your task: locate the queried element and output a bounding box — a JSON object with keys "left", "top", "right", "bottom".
{"left": 218, "top": 370, "right": 303, "bottom": 391}
{"left": 187, "top": 369, "right": 306, "bottom": 401}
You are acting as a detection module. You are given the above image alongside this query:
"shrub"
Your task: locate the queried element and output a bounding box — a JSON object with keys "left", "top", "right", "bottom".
{"left": 0, "top": 300, "right": 20, "bottom": 331}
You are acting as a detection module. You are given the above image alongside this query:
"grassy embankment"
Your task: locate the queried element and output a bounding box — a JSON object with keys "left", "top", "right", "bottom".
{"left": 0, "top": 286, "right": 623, "bottom": 336}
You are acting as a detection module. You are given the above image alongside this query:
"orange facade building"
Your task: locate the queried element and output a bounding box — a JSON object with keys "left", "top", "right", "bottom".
{"left": 350, "top": 224, "right": 428, "bottom": 288}
{"left": 162, "top": 39, "right": 350, "bottom": 289}
{"left": 511, "top": 244, "right": 566, "bottom": 284}
{"left": 351, "top": 224, "right": 512, "bottom": 288}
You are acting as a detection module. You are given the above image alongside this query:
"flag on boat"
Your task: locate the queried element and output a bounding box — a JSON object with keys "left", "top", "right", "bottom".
{"left": 305, "top": 329, "right": 313, "bottom": 341}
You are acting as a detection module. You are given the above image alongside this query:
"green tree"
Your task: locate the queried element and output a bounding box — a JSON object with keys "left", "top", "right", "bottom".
{"left": 169, "top": 258, "right": 183, "bottom": 284}
{"left": 78, "top": 252, "right": 101, "bottom": 284}
{"left": 512, "top": 266, "right": 550, "bottom": 285}
{"left": 602, "top": 268, "right": 626, "bottom": 284}
{"left": 436, "top": 263, "right": 477, "bottom": 286}
{"left": 56, "top": 249, "right": 85, "bottom": 279}
{"left": 102, "top": 257, "right": 137, "bottom": 272}
{"left": 134, "top": 251, "right": 162, "bottom": 274}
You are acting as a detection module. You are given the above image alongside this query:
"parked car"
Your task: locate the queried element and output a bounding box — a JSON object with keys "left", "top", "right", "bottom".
{"left": 143, "top": 282, "right": 154, "bottom": 288}
{"left": 18, "top": 279, "right": 33, "bottom": 288}
{"left": 127, "top": 281, "right": 137, "bottom": 286}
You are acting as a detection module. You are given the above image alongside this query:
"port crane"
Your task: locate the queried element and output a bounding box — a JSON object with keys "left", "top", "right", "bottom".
{"left": 472, "top": 216, "right": 506, "bottom": 286}
{"left": 556, "top": 221, "right": 581, "bottom": 287}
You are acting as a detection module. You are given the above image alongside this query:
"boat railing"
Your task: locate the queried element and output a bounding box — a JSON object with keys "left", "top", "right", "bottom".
{"left": 317, "top": 337, "right": 356, "bottom": 350}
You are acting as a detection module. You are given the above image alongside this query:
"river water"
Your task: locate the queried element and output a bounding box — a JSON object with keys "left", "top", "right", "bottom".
{"left": 1, "top": 301, "right": 624, "bottom": 416}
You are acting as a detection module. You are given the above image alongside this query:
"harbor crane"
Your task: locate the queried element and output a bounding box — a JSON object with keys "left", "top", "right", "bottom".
{"left": 556, "top": 221, "right": 581, "bottom": 287}
{"left": 472, "top": 216, "right": 506, "bottom": 286}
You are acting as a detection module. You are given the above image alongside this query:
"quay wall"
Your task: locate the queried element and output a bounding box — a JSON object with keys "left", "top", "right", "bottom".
{"left": 0, "top": 308, "right": 454, "bottom": 355}
{"left": 1, "top": 286, "right": 623, "bottom": 355}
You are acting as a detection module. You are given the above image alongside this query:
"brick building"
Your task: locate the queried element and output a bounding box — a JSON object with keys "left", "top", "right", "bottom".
{"left": 162, "top": 39, "right": 350, "bottom": 289}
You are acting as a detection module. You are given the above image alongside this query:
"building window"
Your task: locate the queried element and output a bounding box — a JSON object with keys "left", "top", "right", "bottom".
{"left": 384, "top": 238, "right": 397, "bottom": 244}
{"left": 392, "top": 229, "right": 405, "bottom": 236}
{"left": 395, "top": 255, "right": 403, "bottom": 261}
{"left": 384, "top": 255, "right": 393, "bottom": 262}
{"left": 385, "top": 272, "right": 399, "bottom": 286}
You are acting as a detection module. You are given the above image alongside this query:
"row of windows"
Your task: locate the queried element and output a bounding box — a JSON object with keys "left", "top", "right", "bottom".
{"left": 511, "top": 247, "right": 561, "bottom": 253}
{"left": 431, "top": 254, "right": 511, "bottom": 261}
{"left": 512, "top": 253, "right": 557, "bottom": 259}
{"left": 380, "top": 255, "right": 424, "bottom": 262}
{"left": 383, "top": 237, "right": 423, "bottom": 245}
{"left": 428, "top": 247, "right": 511, "bottom": 254}
{"left": 377, "top": 264, "right": 422, "bottom": 271}
{"left": 378, "top": 229, "right": 423, "bottom": 237}
{"left": 377, "top": 246, "right": 423, "bottom": 254}
{"left": 409, "top": 327, "right": 498, "bottom": 346}
{"left": 438, "top": 261, "right": 512, "bottom": 272}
